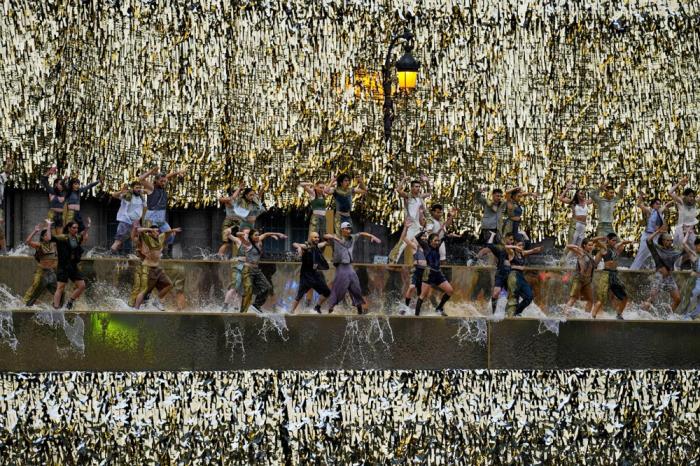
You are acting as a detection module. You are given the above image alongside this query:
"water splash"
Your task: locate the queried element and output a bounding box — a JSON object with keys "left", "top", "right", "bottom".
{"left": 0, "top": 312, "right": 18, "bottom": 351}
{"left": 256, "top": 313, "right": 289, "bottom": 342}
{"left": 452, "top": 319, "right": 488, "bottom": 347}
{"left": 32, "top": 309, "right": 85, "bottom": 354}
{"left": 224, "top": 322, "right": 245, "bottom": 361}
{"left": 332, "top": 317, "right": 394, "bottom": 366}
{"left": 4, "top": 244, "right": 33, "bottom": 256}
{"left": 84, "top": 247, "right": 111, "bottom": 259}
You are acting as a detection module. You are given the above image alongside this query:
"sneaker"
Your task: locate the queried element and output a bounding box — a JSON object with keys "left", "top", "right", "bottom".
{"left": 248, "top": 305, "right": 262, "bottom": 314}
{"left": 398, "top": 303, "right": 410, "bottom": 316}
{"left": 616, "top": 314, "right": 624, "bottom": 320}
{"left": 151, "top": 297, "right": 165, "bottom": 311}
{"left": 437, "top": 308, "right": 448, "bottom": 317}
{"left": 314, "top": 305, "right": 322, "bottom": 314}
{"left": 66, "top": 300, "right": 74, "bottom": 310}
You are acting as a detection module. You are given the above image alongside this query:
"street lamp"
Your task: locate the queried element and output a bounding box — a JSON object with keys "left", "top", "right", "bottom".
{"left": 382, "top": 29, "right": 420, "bottom": 146}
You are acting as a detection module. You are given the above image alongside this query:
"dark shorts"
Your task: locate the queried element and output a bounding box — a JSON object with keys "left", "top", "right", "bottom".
{"left": 48, "top": 210, "right": 64, "bottom": 228}
{"left": 57, "top": 264, "right": 84, "bottom": 283}
{"left": 145, "top": 266, "right": 172, "bottom": 292}
{"left": 411, "top": 267, "right": 426, "bottom": 286}
{"left": 427, "top": 270, "right": 447, "bottom": 287}
{"left": 494, "top": 269, "right": 510, "bottom": 289}
{"left": 114, "top": 221, "right": 133, "bottom": 241}
{"left": 295, "top": 272, "right": 331, "bottom": 301}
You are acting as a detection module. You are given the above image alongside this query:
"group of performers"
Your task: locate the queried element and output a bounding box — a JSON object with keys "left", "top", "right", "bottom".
{"left": 1, "top": 159, "right": 699, "bottom": 319}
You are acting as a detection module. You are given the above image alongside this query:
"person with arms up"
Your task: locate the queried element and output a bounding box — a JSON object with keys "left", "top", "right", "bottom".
{"left": 642, "top": 225, "right": 685, "bottom": 312}
{"left": 591, "top": 233, "right": 633, "bottom": 319}
{"left": 52, "top": 218, "right": 92, "bottom": 310}
{"left": 326, "top": 173, "right": 368, "bottom": 232}
{"left": 630, "top": 196, "right": 672, "bottom": 270}
{"left": 23, "top": 219, "right": 59, "bottom": 306}
{"left": 476, "top": 187, "right": 503, "bottom": 244}
{"left": 290, "top": 231, "right": 331, "bottom": 314}
{"left": 132, "top": 223, "right": 182, "bottom": 310}
{"left": 506, "top": 240, "right": 544, "bottom": 317}
{"left": 0, "top": 156, "right": 14, "bottom": 252}
{"left": 388, "top": 176, "right": 430, "bottom": 265}
{"left": 591, "top": 180, "right": 624, "bottom": 236}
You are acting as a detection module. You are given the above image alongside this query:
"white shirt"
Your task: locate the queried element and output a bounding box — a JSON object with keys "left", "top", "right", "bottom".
{"left": 678, "top": 203, "right": 699, "bottom": 227}
{"left": 116, "top": 193, "right": 145, "bottom": 224}
{"left": 574, "top": 204, "right": 588, "bottom": 217}
{"left": 428, "top": 217, "right": 445, "bottom": 239}
{"left": 405, "top": 196, "right": 425, "bottom": 226}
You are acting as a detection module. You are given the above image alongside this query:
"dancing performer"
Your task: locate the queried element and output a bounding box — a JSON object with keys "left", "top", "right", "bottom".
{"left": 414, "top": 233, "right": 454, "bottom": 316}
{"left": 64, "top": 176, "right": 102, "bottom": 232}
{"left": 500, "top": 187, "right": 537, "bottom": 242}
{"left": 299, "top": 180, "right": 331, "bottom": 236}
{"left": 506, "top": 240, "right": 543, "bottom": 317}
{"left": 239, "top": 229, "right": 287, "bottom": 313}
{"left": 142, "top": 170, "right": 186, "bottom": 246}
{"left": 290, "top": 232, "right": 331, "bottom": 313}
{"left": 476, "top": 187, "right": 503, "bottom": 243}
{"left": 388, "top": 176, "right": 430, "bottom": 265}
{"left": 217, "top": 184, "right": 267, "bottom": 256}
{"left": 591, "top": 180, "right": 624, "bottom": 236}
{"left": 477, "top": 232, "right": 515, "bottom": 314}
{"left": 23, "top": 219, "right": 58, "bottom": 306}
{"left": 0, "top": 156, "right": 12, "bottom": 251}
{"left": 127, "top": 225, "right": 146, "bottom": 308}
{"left": 564, "top": 238, "right": 602, "bottom": 313}
{"left": 398, "top": 227, "right": 428, "bottom": 313}
{"left": 682, "top": 238, "right": 700, "bottom": 319}
{"left": 630, "top": 196, "right": 671, "bottom": 270}
{"left": 327, "top": 174, "right": 367, "bottom": 232}
{"left": 668, "top": 177, "right": 699, "bottom": 249}
{"left": 52, "top": 219, "right": 91, "bottom": 310}
{"left": 221, "top": 226, "right": 246, "bottom": 312}
{"left": 591, "top": 233, "right": 633, "bottom": 319}
{"left": 132, "top": 223, "right": 182, "bottom": 310}
{"left": 40, "top": 166, "right": 67, "bottom": 236}
{"left": 324, "top": 222, "right": 380, "bottom": 315}
{"left": 559, "top": 183, "right": 592, "bottom": 264}
{"left": 426, "top": 204, "right": 457, "bottom": 263}
{"left": 217, "top": 184, "right": 244, "bottom": 257}
{"left": 110, "top": 170, "right": 154, "bottom": 254}
{"left": 642, "top": 226, "right": 684, "bottom": 312}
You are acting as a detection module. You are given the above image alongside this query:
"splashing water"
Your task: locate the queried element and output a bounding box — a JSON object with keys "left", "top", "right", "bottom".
{"left": 333, "top": 317, "right": 395, "bottom": 366}
{"left": 256, "top": 313, "right": 289, "bottom": 342}
{"left": 452, "top": 319, "right": 488, "bottom": 347}
{"left": 224, "top": 322, "right": 246, "bottom": 361}
{"left": 33, "top": 308, "right": 85, "bottom": 354}
{"left": 0, "top": 312, "right": 18, "bottom": 351}
{"left": 83, "top": 247, "right": 111, "bottom": 259}
{"left": 4, "top": 244, "right": 33, "bottom": 256}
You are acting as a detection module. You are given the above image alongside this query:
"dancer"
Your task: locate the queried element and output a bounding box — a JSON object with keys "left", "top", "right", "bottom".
{"left": 23, "top": 219, "right": 58, "bottom": 306}
{"left": 413, "top": 233, "right": 454, "bottom": 316}
{"left": 564, "top": 238, "right": 602, "bottom": 313}
{"left": 142, "top": 169, "right": 186, "bottom": 246}
{"left": 221, "top": 226, "right": 246, "bottom": 312}
{"left": 388, "top": 176, "right": 430, "bottom": 265}
{"left": 668, "top": 177, "right": 699, "bottom": 249}
{"left": 127, "top": 224, "right": 147, "bottom": 308}
{"left": 630, "top": 196, "right": 671, "bottom": 270}
{"left": 559, "top": 183, "right": 592, "bottom": 264}
{"left": 290, "top": 231, "right": 331, "bottom": 313}
{"left": 500, "top": 187, "right": 537, "bottom": 242}
{"left": 64, "top": 176, "right": 103, "bottom": 232}
{"left": 591, "top": 233, "right": 633, "bottom": 319}
{"left": 52, "top": 219, "right": 91, "bottom": 310}
{"left": 398, "top": 227, "right": 428, "bottom": 313}
{"left": 591, "top": 180, "right": 624, "bottom": 236}
{"left": 299, "top": 180, "right": 331, "bottom": 236}
{"left": 506, "top": 240, "right": 544, "bottom": 317}
{"left": 217, "top": 184, "right": 267, "bottom": 256}
{"left": 476, "top": 187, "right": 503, "bottom": 243}
{"left": 239, "top": 229, "right": 287, "bottom": 313}
{"left": 40, "top": 166, "right": 67, "bottom": 236}
{"left": 217, "top": 184, "right": 244, "bottom": 257}
{"left": 324, "top": 222, "right": 381, "bottom": 315}
{"left": 477, "top": 232, "right": 515, "bottom": 314}
{"left": 642, "top": 226, "right": 684, "bottom": 312}
{"left": 132, "top": 223, "right": 182, "bottom": 310}
{"left": 0, "top": 156, "right": 13, "bottom": 251}
{"left": 682, "top": 237, "right": 700, "bottom": 319}
{"left": 327, "top": 174, "right": 367, "bottom": 232}
{"left": 110, "top": 171, "right": 154, "bottom": 254}
{"left": 426, "top": 204, "right": 457, "bottom": 263}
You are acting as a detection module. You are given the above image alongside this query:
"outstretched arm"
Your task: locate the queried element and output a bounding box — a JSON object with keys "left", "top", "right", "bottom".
{"left": 668, "top": 177, "right": 686, "bottom": 204}
{"left": 523, "top": 246, "right": 544, "bottom": 256}
{"left": 299, "top": 182, "right": 315, "bottom": 197}
{"left": 636, "top": 195, "right": 652, "bottom": 217}
{"left": 565, "top": 244, "right": 583, "bottom": 257}
{"left": 420, "top": 174, "right": 432, "bottom": 199}
{"left": 358, "top": 232, "right": 381, "bottom": 243}
{"left": 25, "top": 223, "right": 43, "bottom": 248}
{"left": 259, "top": 232, "right": 287, "bottom": 241}
{"left": 112, "top": 183, "right": 129, "bottom": 199}
{"left": 323, "top": 233, "right": 341, "bottom": 242}
{"left": 354, "top": 176, "right": 368, "bottom": 196}
{"left": 395, "top": 176, "right": 409, "bottom": 199}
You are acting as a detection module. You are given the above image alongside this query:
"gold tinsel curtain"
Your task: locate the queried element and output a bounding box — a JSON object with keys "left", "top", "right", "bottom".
{"left": 0, "top": 0, "right": 698, "bottom": 242}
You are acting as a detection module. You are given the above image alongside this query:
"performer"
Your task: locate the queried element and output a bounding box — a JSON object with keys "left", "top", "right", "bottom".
{"left": 506, "top": 240, "right": 544, "bottom": 317}
{"left": 217, "top": 184, "right": 244, "bottom": 257}
{"left": 476, "top": 187, "right": 503, "bottom": 243}
{"left": 630, "top": 196, "right": 671, "bottom": 270}
{"left": 426, "top": 204, "right": 457, "bottom": 263}
{"left": 299, "top": 180, "right": 331, "bottom": 236}
{"left": 127, "top": 224, "right": 147, "bottom": 308}
{"left": 52, "top": 219, "right": 91, "bottom": 310}
{"left": 40, "top": 166, "right": 67, "bottom": 236}
{"left": 290, "top": 232, "right": 331, "bottom": 313}
{"left": 239, "top": 229, "right": 287, "bottom": 313}
{"left": 132, "top": 223, "right": 182, "bottom": 310}
{"left": 23, "top": 220, "right": 58, "bottom": 306}
{"left": 668, "top": 177, "right": 699, "bottom": 249}
{"left": 221, "top": 226, "right": 246, "bottom": 312}
{"left": 564, "top": 238, "right": 602, "bottom": 313}
{"left": 142, "top": 169, "right": 186, "bottom": 246}
{"left": 591, "top": 233, "right": 633, "bottom": 319}
{"left": 682, "top": 238, "right": 700, "bottom": 319}
{"left": 500, "top": 187, "right": 537, "bottom": 243}
{"left": 110, "top": 170, "right": 154, "bottom": 254}
{"left": 591, "top": 180, "right": 624, "bottom": 236}
{"left": 559, "top": 183, "right": 592, "bottom": 264}
{"left": 643, "top": 226, "right": 684, "bottom": 312}
{"left": 477, "top": 232, "right": 515, "bottom": 314}
{"left": 324, "top": 222, "right": 381, "bottom": 315}
{"left": 413, "top": 233, "right": 454, "bottom": 316}
{"left": 64, "top": 176, "right": 102, "bottom": 232}
{"left": 388, "top": 176, "right": 430, "bottom": 265}
{"left": 398, "top": 227, "right": 428, "bottom": 313}
{"left": 327, "top": 173, "right": 367, "bottom": 232}
{"left": 0, "top": 156, "right": 12, "bottom": 252}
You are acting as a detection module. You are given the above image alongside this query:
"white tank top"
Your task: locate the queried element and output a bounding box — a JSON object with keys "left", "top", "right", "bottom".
{"left": 574, "top": 204, "right": 588, "bottom": 218}
{"left": 678, "top": 203, "right": 699, "bottom": 226}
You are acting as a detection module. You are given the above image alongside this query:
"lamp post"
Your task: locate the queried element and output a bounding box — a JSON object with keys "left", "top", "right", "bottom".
{"left": 382, "top": 29, "right": 420, "bottom": 149}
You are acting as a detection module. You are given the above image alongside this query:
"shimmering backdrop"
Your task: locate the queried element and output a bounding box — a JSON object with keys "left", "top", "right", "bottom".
{"left": 0, "top": 0, "right": 699, "bottom": 242}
